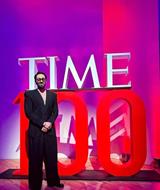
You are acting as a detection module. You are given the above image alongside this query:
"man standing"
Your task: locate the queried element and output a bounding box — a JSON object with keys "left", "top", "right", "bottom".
{"left": 24, "top": 71, "right": 64, "bottom": 190}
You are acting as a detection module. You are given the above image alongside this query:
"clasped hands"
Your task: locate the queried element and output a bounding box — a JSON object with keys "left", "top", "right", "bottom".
{"left": 41, "top": 122, "right": 52, "bottom": 133}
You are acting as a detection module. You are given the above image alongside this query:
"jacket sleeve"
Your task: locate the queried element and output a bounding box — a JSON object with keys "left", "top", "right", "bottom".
{"left": 47, "top": 93, "right": 58, "bottom": 125}
{"left": 24, "top": 91, "right": 44, "bottom": 129}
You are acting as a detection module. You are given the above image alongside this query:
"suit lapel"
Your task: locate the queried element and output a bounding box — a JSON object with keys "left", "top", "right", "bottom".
{"left": 45, "top": 90, "right": 49, "bottom": 107}
{"left": 35, "top": 89, "right": 45, "bottom": 106}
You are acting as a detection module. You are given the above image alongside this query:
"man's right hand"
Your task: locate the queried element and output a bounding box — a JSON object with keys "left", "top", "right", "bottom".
{"left": 41, "top": 126, "right": 48, "bottom": 133}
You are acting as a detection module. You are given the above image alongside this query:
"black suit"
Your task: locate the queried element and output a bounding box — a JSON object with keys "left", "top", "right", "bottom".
{"left": 24, "top": 89, "right": 60, "bottom": 190}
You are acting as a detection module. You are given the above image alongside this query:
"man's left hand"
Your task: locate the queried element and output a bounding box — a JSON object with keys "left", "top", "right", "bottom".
{"left": 43, "top": 122, "right": 52, "bottom": 130}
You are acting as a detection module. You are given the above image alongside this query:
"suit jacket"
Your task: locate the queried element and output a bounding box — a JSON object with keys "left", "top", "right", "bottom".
{"left": 24, "top": 89, "right": 58, "bottom": 138}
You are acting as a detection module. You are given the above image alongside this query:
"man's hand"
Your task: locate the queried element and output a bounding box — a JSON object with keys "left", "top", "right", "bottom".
{"left": 41, "top": 126, "right": 48, "bottom": 133}
{"left": 43, "top": 122, "right": 52, "bottom": 130}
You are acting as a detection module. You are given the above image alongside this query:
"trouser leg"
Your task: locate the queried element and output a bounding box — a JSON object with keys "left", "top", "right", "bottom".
{"left": 28, "top": 135, "right": 43, "bottom": 190}
{"left": 43, "top": 134, "right": 60, "bottom": 186}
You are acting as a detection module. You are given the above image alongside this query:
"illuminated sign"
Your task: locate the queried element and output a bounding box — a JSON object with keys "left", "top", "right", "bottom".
{"left": 13, "top": 90, "right": 146, "bottom": 176}
{"left": 18, "top": 52, "right": 131, "bottom": 90}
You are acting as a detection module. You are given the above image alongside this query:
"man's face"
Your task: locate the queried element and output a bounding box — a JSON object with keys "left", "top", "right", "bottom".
{"left": 35, "top": 74, "right": 46, "bottom": 89}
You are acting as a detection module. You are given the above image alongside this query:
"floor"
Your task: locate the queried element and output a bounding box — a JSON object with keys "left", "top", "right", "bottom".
{"left": 0, "top": 159, "right": 160, "bottom": 190}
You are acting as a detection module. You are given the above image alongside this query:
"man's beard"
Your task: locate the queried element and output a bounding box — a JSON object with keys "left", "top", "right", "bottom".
{"left": 37, "top": 83, "right": 45, "bottom": 89}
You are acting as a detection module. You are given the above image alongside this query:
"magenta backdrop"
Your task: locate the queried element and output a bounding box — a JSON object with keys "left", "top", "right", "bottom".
{"left": 0, "top": 0, "right": 160, "bottom": 167}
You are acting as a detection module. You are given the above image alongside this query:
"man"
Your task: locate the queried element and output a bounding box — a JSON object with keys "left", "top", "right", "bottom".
{"left": 24, "top": 71, "right": 64, "bottom": 190}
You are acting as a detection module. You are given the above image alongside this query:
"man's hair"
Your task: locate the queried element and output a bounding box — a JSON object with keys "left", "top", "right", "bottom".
{"left": 34, "top": 71, "right": 47, "bottom": 81}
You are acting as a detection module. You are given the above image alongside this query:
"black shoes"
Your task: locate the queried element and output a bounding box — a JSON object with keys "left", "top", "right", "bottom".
{"left": 48, "top": 183, "right": 64, "bottom": 188}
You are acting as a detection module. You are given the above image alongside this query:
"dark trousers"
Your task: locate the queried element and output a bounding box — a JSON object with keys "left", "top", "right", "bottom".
{"left": 28, "top": 133, "right": 60, "bottom": 190}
